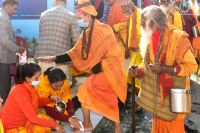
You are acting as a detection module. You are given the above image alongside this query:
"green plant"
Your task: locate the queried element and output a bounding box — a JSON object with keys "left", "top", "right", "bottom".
{"left": 26, "top": 37, "right": 38, "bottom": 58}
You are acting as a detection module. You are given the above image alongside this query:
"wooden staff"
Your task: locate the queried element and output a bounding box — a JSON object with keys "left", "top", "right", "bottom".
{"left": 131, "top": 77, "right": 136, "bottom": 133}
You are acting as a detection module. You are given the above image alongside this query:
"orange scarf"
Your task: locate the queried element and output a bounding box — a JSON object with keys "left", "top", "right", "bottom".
{"left": 23, "top": 82, "right": 39, "bottom": 133}
{"left": 152, "top": 30, "right": 174, "bottom": 100}
{"left": 128, "top": 7, "right": 138, "bottom": 48}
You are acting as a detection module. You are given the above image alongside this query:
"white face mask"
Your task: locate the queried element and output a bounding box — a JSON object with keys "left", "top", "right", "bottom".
{"left": 77, "top": 19, "right": 89, "bottom": 28}
{"left": 31, "top": 80, "right": 40, "bottom": 86}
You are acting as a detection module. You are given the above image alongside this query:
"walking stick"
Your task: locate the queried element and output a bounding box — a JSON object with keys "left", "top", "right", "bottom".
{"left": 131, "top": 77, "right": 136, "bottom": 133}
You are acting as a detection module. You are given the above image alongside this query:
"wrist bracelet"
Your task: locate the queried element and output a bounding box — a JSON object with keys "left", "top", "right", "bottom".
{"left": 173, "top": 67, "right": 177, "bottom": 75}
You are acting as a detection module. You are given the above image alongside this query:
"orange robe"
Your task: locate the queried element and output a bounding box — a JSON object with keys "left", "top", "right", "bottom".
{"left": 67, "top": 20, "right": 127, "bottom": 122}
{"left": 107, "top": 0, "right": 129, "bottom": 56}
{"left": 126, "top": 7, "right": 142, "bottom": 88}
{"left": 0, "top": 82, "right": 57, "bottom": 133}
{"left": 107, "top": 0, "right": 127, "bottom": 26}
{"left": 37, "top": 75, "right": 72, "bottom": 116}
{"left": 139, "top": 29, "right": 198, "bottom": 133}
{"left": 37, "top": 75, "right": 72, "bottom": 108}
{"left": 192, "top": 19, "right": 200, "bottom": 58}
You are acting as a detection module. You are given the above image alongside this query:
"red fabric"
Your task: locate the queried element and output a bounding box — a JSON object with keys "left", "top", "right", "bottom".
{"left": 38, "top": 98, "right": 53, "bottom": 107}
{"left": 66, "top": 99, "right": 75, "bottom": 116}
{"left": 159, "top": 53, "right": 182, "bottom": 98}
{"left": 94, "top": 0, "right": 101, "bottom": 10}
{"left": 182, "top": 9, "right": 197, "bottom": 42}
{"left": 152, "top": 30, "right": 175, "bottom": 98}
{"left": 43, "top": 100, "right": 74, "bottom": 122}
{"left": 44, "top": 107, "right": 71, "bottom": 122}
{"left": 0, "top": 82, "right": 57, "bottom": 130}
{"left": 152, "top": 30, "right": 161, "bottom": 56}
{"left": 143, "top": 0, "right": 152, "bottom": 7}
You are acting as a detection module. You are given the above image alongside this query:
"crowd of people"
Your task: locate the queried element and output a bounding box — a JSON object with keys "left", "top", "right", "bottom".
{"left": 0, "top": 0, "right": 199, "bottom": 132}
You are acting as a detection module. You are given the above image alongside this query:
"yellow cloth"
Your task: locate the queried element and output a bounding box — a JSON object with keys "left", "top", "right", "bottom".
{"left": 128, "top": 7, "right": 141, "bottom": 49}
{"left": 126, "top": 51, "right": 142, "bottom": 88}
{"left": 0, "top": 119, "right": 4, "bottom": 133}
{"left": 5, "top": 113, "right": 51, "bottom": 133}
{"left": 107, "top": 0, "right": 129, "bottom": 57}
{"left": 139, "top": 28, "right": 198, "bottom": 132}
{"left": 126, "top": 7, "right": 142, "bottom": 87}
{"left": 161, "top": 6, "right": 183, "bottom": 30}
{"left": 112, "top": 21, "right": 128, "bottom": 57}
{"left": 169, "top": 10, "right": 183, "bottom": 30}
{"left": 37, "top": 75, "right": 72, "bottom": 115}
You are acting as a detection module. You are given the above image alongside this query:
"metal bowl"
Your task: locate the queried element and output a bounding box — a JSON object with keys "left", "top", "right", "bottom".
{"left": 54, "top": 101, "right": 67, "bottom": 113}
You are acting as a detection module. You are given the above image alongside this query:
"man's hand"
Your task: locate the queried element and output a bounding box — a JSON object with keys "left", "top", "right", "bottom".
{"left": 150, "top": 63, "right": 174, "bottom": 74}
{"left": 49, "top": 95, "right": 61, "bottom": 102}
{"left": 55, "top": 124, "right": 65, "bottom": 133}
{"left": 68, "top": 117, "right": 81, "bottom": 130}
{"left": 37, "top": 56, "right": 56, "bottom": 62}
{"left": 129, "top": 65, "right": 139, "bottom": 77}
{"left": 149, "top": 63, "right": 164, "bottom": 74}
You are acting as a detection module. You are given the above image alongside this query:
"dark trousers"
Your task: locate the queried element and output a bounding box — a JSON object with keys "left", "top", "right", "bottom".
{"left": 0, "top": 63, "right": 11, "bottom": 101}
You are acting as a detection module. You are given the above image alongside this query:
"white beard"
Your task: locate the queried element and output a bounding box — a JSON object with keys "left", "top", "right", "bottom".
{"left": 140, "top": 26, "right": 153, "bottom": 59}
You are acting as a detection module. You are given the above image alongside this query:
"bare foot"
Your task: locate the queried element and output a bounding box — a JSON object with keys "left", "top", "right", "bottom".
{"left": 82, "top": 121, "right": 93, "bottom": 131}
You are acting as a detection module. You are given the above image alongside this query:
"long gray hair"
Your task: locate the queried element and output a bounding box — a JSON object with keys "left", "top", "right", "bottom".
{"left": 141, "top": 5, "right": 168, "bottom": 29}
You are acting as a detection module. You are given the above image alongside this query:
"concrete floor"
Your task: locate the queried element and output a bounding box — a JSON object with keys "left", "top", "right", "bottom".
{"left": 94, "top": 76, "right": 200, "bottom": 133}
{"left": 69, "top": 75, "right": 200, "bottom": 133}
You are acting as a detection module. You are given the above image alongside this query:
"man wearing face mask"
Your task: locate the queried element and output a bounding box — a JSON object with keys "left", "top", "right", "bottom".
{"left": 37, "top": 0, "right": 127, "bottom": 132}
{"left": 0, "top": 63, "right": 65, "bottom": 133}
{"left": 35, "top": 0, "right": 80, "bottom": 86}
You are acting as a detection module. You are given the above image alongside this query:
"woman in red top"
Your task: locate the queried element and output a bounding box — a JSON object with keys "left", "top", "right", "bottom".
{"left": 0, "top": 63, "right": 64, "bottom": 133}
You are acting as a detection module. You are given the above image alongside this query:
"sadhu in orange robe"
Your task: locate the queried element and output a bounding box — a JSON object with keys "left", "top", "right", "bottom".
{"left": 138, "top": 28, "right": 198, "bottom": 133}
{"left": 67, "top": 20, "right": 127, "bottom": 123}
{"left": 107, "top": 0, "right": 129, "bottom": 56}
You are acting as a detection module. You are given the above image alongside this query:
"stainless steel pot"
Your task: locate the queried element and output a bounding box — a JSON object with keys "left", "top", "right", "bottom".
{"left": 55, "top": 101, "right": 67, "bottom": 113}
{"left": 192, "top": 26, "right": 200, "bottom": 37}
{"left": 170, "top": 89, "right": 191, "bottom": 113}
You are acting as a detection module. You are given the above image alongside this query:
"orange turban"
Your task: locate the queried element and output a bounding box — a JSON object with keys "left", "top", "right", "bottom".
{"left": 76, "top": 0, "right": 97, "bottom": 16}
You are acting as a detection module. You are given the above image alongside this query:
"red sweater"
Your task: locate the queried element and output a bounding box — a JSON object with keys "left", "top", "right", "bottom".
{"left": 0, "top": 83, "right": 57, "bottom": 130}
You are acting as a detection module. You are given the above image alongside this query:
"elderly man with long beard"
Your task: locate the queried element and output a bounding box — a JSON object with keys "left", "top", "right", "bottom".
{"left": 129, "top": 5, "right": 198, "bottom": 133}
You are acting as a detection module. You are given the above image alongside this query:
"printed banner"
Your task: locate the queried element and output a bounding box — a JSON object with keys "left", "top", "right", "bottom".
{"left": 0, "top": 0, "right": 47, "bottom": 19}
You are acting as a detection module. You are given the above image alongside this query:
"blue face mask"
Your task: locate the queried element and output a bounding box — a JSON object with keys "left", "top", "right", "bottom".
{"left": 31, "top": 80, "right": 40, "bottom": 86}
{"left": 77, "top": 19, "right": 89, "bottom": 28}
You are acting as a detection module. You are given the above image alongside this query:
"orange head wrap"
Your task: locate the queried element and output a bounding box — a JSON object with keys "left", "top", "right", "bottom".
{"left": 76, "top": 0, "right": 97, "bottom": 16}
